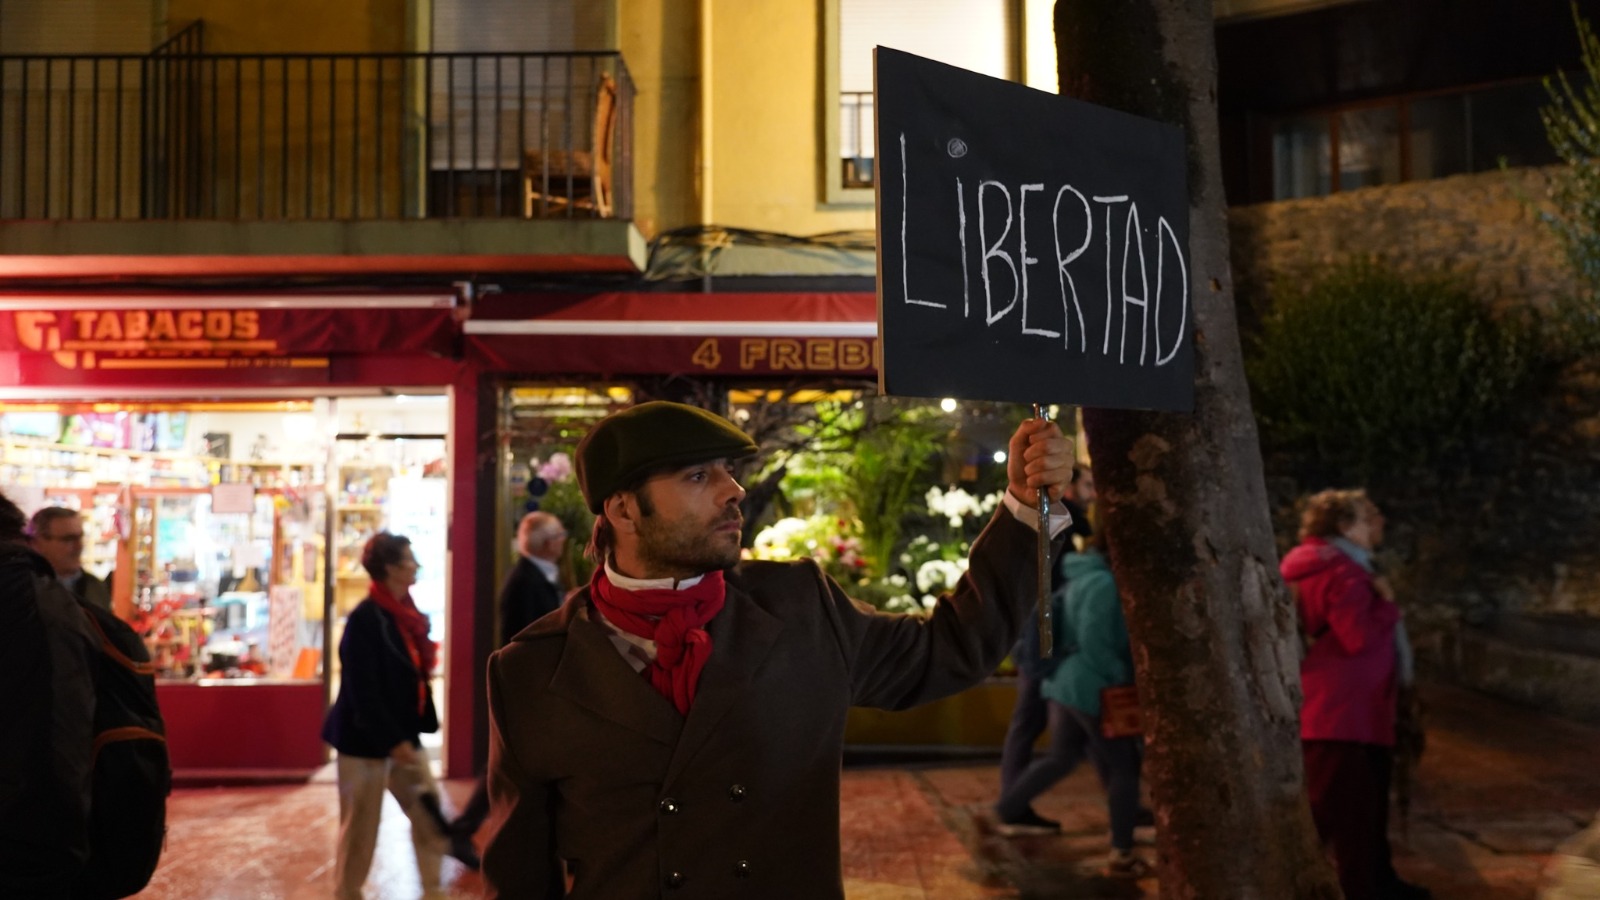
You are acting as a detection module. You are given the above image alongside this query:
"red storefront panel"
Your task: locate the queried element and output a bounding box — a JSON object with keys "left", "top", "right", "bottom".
{"left": 464, "top": 291, "right": 880, "bottom": 376}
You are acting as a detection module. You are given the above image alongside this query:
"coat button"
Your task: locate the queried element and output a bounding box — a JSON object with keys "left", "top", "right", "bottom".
{"left": 665, "top": 871, "right": 687, "bottom": 889}
{"left": 659, "top": 798, "right": 680, "bottom": 815}
{"left": 733, "top": 859, "right": 752, "bottom": 878}
{"left": 728, "top": 784, "right": 746, "bottom": 802}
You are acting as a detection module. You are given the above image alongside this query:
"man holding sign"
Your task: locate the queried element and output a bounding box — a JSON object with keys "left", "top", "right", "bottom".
{"left": 481, "top": 401, "right": 1073, "bottom": 898}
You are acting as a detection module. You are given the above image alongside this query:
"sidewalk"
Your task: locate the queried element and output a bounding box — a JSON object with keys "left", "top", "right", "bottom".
{"left": 135, "top": 682, "right": 1600, "bottom": 898}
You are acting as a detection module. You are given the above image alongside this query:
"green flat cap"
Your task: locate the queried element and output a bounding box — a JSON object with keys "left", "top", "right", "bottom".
{"left": 576, "top": 401, "right": 759, "bottom": 512}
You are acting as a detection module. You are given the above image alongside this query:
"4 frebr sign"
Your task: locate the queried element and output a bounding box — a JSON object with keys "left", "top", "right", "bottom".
{"left": 874, "top": 47, "right": 1194, "bottom": 412}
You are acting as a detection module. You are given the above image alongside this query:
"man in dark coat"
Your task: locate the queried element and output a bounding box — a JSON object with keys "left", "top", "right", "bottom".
{"left": 498, "top": 511, "right": 568, "bottom": 643}
{"left": 445, "top": 510, "right": 570, "bottom": 863}
{"left": 1, "top": 490, "right": 97, "bottom": 898}
{"left": 482, "top": 401, "right": 1074, "bottom": 898}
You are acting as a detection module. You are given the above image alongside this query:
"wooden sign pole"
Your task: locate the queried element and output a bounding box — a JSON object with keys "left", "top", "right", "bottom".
{"left": 1032, "top": 403, "right": 1053, "bottom": 659}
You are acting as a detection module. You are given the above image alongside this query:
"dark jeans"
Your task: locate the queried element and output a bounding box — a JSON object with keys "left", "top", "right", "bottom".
{"left": 996, "top": 700, "right": 1142, "bottom": 850}
{"left": 1304, "top": 739, "right": 1390, "bottom": 900}
{"left": 998, "top": 668, "right": 1048, "bottom": 797}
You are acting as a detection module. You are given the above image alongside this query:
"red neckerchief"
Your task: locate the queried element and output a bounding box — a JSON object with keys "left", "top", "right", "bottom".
{"left": 590, "top": 569, "right": 726, "bottom": 716}
{"left": 369, "top": 580, "right": 437, "bottom": 714}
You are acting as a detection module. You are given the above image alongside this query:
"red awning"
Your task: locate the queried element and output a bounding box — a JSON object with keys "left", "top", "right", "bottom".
{"left": 464, "top": 291, "right": 880, "bottom": 376}
{"left": 0, "top": 293, "right": 459, "bottom": 390}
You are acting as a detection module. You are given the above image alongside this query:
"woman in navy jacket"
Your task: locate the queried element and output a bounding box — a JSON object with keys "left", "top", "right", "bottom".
{"left": 321, "top": 532, "right": 449, "bottom": 899}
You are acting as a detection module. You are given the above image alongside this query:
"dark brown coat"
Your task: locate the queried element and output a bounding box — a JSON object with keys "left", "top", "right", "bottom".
{"left": 482, "top": 508, "right": 1047, "bottom": 898}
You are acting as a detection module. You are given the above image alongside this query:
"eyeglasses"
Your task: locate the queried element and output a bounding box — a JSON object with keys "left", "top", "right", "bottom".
{"left": 41, "top": 532, "right": 85, "bottom": 543}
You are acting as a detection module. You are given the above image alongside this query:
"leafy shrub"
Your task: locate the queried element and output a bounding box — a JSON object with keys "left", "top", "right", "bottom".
{"left": 1537, "top": 2, "right": 1600, "bottom": 352}
{"left": 1245, "top": 259, "right": 1540, "bottom": 479}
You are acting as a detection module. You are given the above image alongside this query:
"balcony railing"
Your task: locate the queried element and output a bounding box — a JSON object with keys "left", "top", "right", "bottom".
{"left": 0, "top": 46, "right": 633, "bottom": 220}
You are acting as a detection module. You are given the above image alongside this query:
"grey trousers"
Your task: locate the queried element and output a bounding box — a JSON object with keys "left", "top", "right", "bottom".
{"left": 334, "top": 749, "right": 448, "bottom": 899}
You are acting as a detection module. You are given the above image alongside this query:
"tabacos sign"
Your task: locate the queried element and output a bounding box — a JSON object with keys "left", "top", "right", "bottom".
{"left": 9, "top": 310, "right": 272, "bottom": 369}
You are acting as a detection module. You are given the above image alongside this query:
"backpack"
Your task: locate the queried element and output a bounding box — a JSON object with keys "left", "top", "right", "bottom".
{"left": 74, "top": 598, "right": 172, "bottom": 900}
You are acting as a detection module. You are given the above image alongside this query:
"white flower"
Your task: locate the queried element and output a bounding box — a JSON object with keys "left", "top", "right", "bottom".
{"left": 925, "top": 487, "right": 1005, "bottom": 527}
{"left": 915, "top": 558, "right": 968, "bottom": 594}
{"left": 751, "top": 517, "right": 809, "bottom": 560}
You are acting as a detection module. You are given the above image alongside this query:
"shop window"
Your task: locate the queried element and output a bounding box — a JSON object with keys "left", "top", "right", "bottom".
{"left": 1466, "top": 80, "right": 1559, "bottom": 173}
{"left": 0, "top": 405, "right": 327, "bottom": 681}
{"left": 1, "top": 397, "right": 452, "bottom": 687}
{"left": 1266, "top": 78, "right": 1561, "bottom": 201}
{"left": 1272, "top": 114, "right": 1331, "bottom": 199}
{"left": 1336, "top": 106, "right": 1400, "bottom": 192}
{"left": 495, "top": 383, "right": 633, "bottom": 631}
{"left": 822, "top": 0, "right": 1017, "bottom": 205}
{"left": 1408, "top": 93, "right": 1470, "bottom": 181}
{"left": 725, "top": 386, "right": 1049, "bottom": 615}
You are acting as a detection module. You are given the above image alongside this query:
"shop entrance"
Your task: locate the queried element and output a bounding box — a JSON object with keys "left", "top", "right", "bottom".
{"left": 328, "top": 395, "right": 451, "bottom": 761}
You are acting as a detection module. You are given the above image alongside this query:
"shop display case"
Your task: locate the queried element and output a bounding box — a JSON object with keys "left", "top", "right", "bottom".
{"left": 333, "top": 462, "right": 391, "bottom": 614}
{"left": 126, "top": 484, "right": 331, "bottom": 773}
{"left": 126, "top": 487, "right": 276, "bottom": 679}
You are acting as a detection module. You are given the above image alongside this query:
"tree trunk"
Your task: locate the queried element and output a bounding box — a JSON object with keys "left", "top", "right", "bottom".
{"left": 1055, "top": 2, "right": 1342, "bottom": 897}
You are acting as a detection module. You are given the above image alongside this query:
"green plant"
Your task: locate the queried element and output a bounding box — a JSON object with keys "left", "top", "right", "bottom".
{"left": 530, "top": 455, "right": 597, "bottom": 587}
{"left": 1538, "top": 1, "right": 1600, "bottom": 351}
{"left": 1245, "top": 259, "right": 1540, "bottom": 479}
{"left": 837, "top": 404, "right": 950, "bottom": 576}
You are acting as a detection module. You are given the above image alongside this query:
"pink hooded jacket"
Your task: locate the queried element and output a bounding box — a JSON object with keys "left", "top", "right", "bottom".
{"left": 1281, "top": 537, "right": 1400, "bottom": 746}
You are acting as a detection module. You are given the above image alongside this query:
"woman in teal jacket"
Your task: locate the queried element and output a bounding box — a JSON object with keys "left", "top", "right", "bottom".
{"left": 995, "top": 539, "right": 1144, "bottom": 874}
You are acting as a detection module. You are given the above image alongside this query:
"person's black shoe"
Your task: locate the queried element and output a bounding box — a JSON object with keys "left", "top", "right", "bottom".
{"left": 447, "top": 832, "right": 482, "bottom": 870}
{"left": 995, "top": 808, "right": 1062, "bottom": 836}
{"left": 1134, "top": 806, "right": 1156, "bottom": 828}
{"left": 417, "top": 791, "right": 453, "bottom": 834}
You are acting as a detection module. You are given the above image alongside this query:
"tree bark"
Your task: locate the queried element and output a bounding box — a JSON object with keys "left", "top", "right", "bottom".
{"left": 1055, "top": 2, "right": 1342, "bottom": 897}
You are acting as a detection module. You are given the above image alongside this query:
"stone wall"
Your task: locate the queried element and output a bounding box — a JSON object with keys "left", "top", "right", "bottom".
{"left": 1227, "top": 167, "right": 1600, "bottom": 713}
{"left": 1229, "top": 166, "right": 1574, "bottom": 321}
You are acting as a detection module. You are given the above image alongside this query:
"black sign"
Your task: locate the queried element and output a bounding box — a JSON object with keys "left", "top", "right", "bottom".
{"left": 875, "top": 47, "right": 1193, "bottom": 412}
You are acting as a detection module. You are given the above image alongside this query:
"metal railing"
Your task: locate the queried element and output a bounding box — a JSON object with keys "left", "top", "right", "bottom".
{"left": 0, "top": 42, "right": 633, "bottom": 220}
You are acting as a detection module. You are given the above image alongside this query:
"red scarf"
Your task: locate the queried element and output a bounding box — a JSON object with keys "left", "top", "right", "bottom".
{"left": 590, "top": 569, "right": 726, "bottom": 716}
{"left": 369, "top": 581, "right": 437, "bottom": 714}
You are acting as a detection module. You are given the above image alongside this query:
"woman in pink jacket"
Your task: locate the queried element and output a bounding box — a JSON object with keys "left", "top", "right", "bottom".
{"left": 1282, "top": 489, "right": 1427, "bottom": 900}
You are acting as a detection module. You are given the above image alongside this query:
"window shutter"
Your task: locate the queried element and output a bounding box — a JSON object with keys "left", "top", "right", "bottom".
{"left": 0, "top": 0, "right": 157, "bottom": 53}
{"left": 431, "top": 0, "right": 613, "bottom": 52}
{"left": 839, "top": 0, "right": 1016, "bottom": 94}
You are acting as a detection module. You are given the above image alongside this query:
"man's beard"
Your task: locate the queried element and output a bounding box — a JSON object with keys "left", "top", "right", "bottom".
{"left": 635, "top": 507, "right": 743, "bottom": 576}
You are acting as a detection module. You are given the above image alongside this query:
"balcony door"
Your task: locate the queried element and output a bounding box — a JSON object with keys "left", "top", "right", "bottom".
{"left": 426, "top": 0, "right": 616, "bottom": 215}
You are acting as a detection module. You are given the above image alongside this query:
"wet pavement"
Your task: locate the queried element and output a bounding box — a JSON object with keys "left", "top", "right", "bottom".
{"left": 135, "top": 682, "right": 1600, "bottom": 898}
